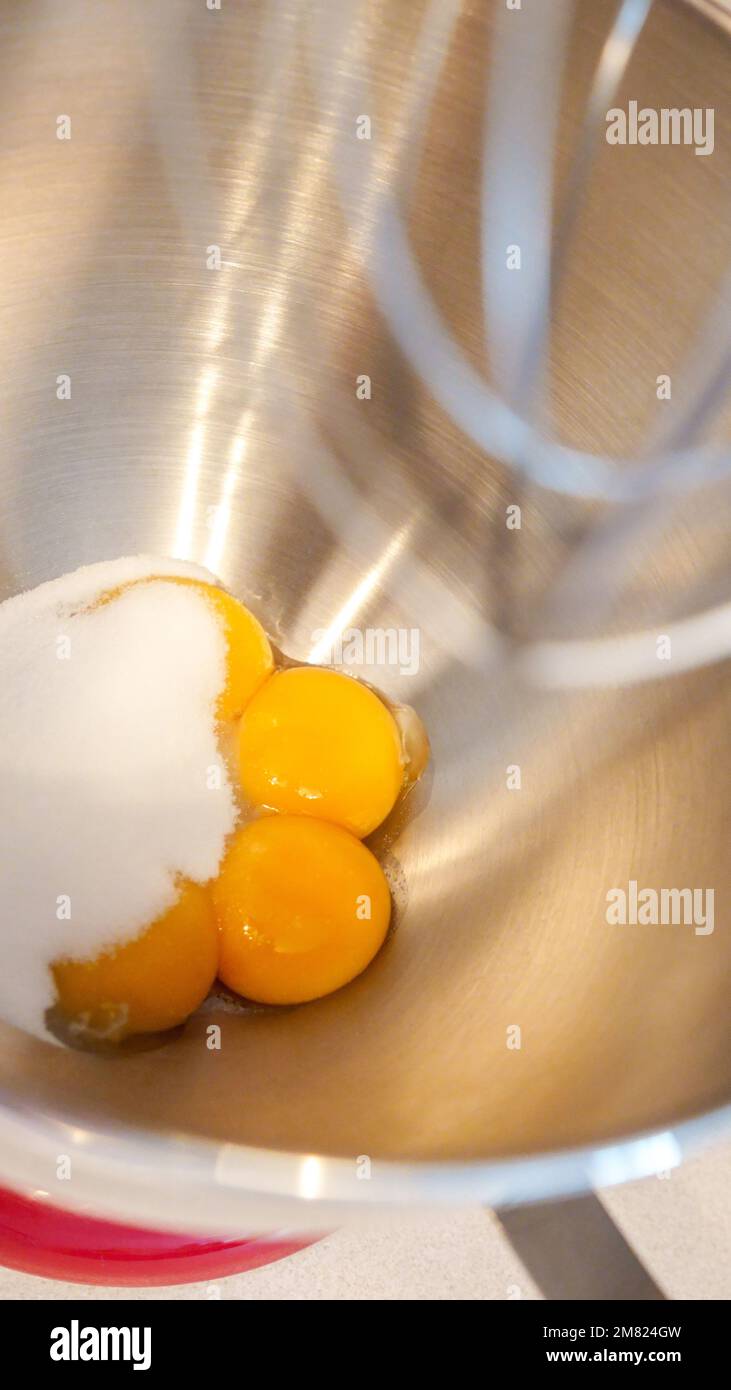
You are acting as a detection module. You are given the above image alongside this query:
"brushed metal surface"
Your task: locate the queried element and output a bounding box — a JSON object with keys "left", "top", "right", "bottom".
{"left": 0, "top": 0, "right": 730, "bottom": 1214}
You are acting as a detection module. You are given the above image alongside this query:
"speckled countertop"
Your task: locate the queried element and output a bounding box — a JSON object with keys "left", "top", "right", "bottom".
{"left": 1, "top": 1140, "right": 729, "bottom": 1300}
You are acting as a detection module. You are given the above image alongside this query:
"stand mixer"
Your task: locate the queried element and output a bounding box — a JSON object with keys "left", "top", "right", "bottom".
{"left": 0, "top": 0, "right": 729, "bottom": 1291}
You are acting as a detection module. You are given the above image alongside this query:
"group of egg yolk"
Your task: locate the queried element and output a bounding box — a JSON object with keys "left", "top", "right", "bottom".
{"left": 52, "top": 578, "right": 410, "bottom": 1042}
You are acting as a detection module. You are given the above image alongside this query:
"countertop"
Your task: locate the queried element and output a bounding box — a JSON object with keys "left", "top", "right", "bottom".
{"left": 1, "top": 1139, "right": 729, "bottom": 1300}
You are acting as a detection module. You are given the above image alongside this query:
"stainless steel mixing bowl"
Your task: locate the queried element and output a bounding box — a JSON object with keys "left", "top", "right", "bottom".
{"left": 0, "top": 0, "right": 730, "bottom": 1232}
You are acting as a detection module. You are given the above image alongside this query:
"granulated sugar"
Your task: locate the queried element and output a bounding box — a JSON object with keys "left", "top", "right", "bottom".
{"left": 0, "top": 556, "right": 239, "bottom": 1040}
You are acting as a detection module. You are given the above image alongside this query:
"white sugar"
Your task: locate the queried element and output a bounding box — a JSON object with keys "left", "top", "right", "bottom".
{"left": 0, "top": 556, "right": 239, "bottom": 1041}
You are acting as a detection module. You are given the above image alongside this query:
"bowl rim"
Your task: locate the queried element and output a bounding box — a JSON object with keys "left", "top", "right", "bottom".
{"left": 1, "top": 1085, "right": 729, "bottom": 1234}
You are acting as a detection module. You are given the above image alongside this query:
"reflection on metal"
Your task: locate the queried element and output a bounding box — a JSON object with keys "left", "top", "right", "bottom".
{"left": 205, "top": 427, "right": 250, "bottom": 576}
{"left": 174, "top": 420, "right": 207, "bottom": 561}
{"left": 297, "top": 1156, "right": 323, "bottom": 1202}
{"left": 308, "top": 527, "right": 412, "bottom": 665}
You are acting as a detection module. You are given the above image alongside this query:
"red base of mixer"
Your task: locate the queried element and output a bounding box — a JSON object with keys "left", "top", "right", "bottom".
{"left": 0, "top": 1186, "right": 318, "bottom": 1286}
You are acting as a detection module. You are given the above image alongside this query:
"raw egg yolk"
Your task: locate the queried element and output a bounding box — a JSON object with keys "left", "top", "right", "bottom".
{"left": 97, "top": 577, "right": 273, "bottom": 722}
{"left": 51, "top": 880, "right": 218, "bottom": 1042}
{"left": 211, "top": 815, "right": 391, "bottom": 1004}
{"left": 169, "top": 579, "right": 273, "bottom": 722}
{"left": 237, "top": 666, "right": 404, "bottom": 837}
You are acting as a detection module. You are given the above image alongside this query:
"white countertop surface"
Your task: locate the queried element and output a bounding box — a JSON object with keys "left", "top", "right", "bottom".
{"left": 1, "top": 1139, "right": 729, "bottom": 1300}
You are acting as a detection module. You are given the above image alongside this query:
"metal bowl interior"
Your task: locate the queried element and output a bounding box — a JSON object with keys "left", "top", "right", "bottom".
{"left": 0, "top": 0, "right": 730, "bottom": 1222}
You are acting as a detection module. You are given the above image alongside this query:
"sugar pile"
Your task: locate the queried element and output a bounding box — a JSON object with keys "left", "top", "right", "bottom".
{"left": 0, "top": 556, "right": 239, "bottom": 1041}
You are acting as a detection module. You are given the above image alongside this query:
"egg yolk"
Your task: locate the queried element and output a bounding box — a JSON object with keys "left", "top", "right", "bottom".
{"left": 97, "top": 577, "right": 273, "bottom": 722}
{"left": 237, "top": 666, "right": 404, "bottom": 837}
{"left": 51, "top": 880, "right": 218, "bottom": 1041}
{"left": 211, "top": 815, "right": 391, "bottom": 1005}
